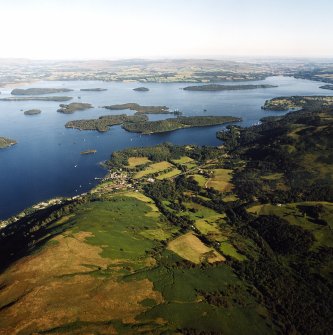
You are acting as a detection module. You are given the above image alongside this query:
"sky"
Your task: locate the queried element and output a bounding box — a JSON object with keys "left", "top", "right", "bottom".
{"left": 0, "top": 0, "right": 332, "bottom": 60}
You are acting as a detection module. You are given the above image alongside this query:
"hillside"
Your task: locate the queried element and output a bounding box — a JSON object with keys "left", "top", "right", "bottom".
{"left": 0, "top": 108, "right": 332, "bottom": 334}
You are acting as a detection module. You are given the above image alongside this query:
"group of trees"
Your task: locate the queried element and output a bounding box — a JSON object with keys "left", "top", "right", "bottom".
{"left": 65, "top": 114, "right": 148, "bottom": 132}
{"left": 122, "top": 116, "right": 240, "bottom": 134}
{"left": 217, "top": 108, "right": 333, "bottom": 203}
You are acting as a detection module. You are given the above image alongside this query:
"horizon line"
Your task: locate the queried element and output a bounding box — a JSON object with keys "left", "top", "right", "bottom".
{"left": 1, "top": 55, "right": 333, "bottom": 62}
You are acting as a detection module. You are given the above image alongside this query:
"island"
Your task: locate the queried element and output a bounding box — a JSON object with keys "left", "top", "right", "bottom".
{"left": 133, "top": 87, "right": 149, "bottom": 92}
{"left": 262, "top": 96, "right": 333, "bottom": 111}
{"left": 80, "top": 149, "right": 97, "bottom": 155}
{"left": 57, "top": 102, "right": 93, "bottom": 114}
{"left": 65, "top": 115, "right": 240, "bottom": 134}
{"left": 24, "top": 109, "right": 42, "bottom": 115}
{"left": 80, "top": 88, "right": 107, "bottom": 92}
{"left": 183, "top": 84, "right": 278, "bottom": 91}
{"left": 65, "top": 114, "right": 148, "bottom": 132}
{"left": 122, "top": 115, "right": 241, "bottom": 134}
{"left": 319, "top": 84, "right": 333, "bottom": 90}
{"left": 103, "top": 103, "right": 172, "bottom": 114}
{"left": 11, "top": 88, "right": 73, "bottom": 95}
{"left": 0, "top": 96, "right": 72, "bottom": 102}
{"left": 0, "top": 137, "right": 17, "bottom": 149}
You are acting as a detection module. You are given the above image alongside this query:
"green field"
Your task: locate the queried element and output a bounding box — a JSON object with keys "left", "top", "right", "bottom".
{"left": 134, "top": 161, "right": 173, "bottom": 179}
{"left": 172, "top": 156, "right": 194, "bottom": 164}
{"left": 191, "top": 174, "right": 207, "bottom": 187}
{"left": 127, "top": 156, "right": 151, "bottom": 167}
{"left": 206, "top": 168, "right": 234, "bottom": 192}
{"left": 220, "top": 241, "right": 247, "bottom": 261}
{"left": 156, "top": 168, "right": 181, "bottom": 180}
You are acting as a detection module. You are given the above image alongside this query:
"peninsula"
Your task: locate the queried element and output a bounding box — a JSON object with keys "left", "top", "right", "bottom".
{"left": 262, "top": 96, "right": 333, "bottom": 111}
{"left": 103, "top": 103, "right": 171, "bottom": 114}
{"left": 57, "top": 102, "right": 93, "bottom": 114}
{"left": 24, "top": 109, "right": 42, "bottom": 115}
{"left": 11, "top": 88, "right": 73, "bottom": 95}
{"left": 183, "top": 84, "right": 278, "bottom": 91}
{"left": 0, "top": 137, "right": 17, "bottom": 148}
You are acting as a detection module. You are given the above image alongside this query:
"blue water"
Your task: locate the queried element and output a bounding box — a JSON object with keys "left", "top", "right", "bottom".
{"left": 0, "top": 76, "right": 332, "bottom": 219}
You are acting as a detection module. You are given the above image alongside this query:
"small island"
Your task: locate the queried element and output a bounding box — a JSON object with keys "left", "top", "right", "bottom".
{"left": 0, "top": 96, "right": 72, "bottom": 102}
{"left": 11, "top": 88, "right": 73, "bottom": 95}
{"left": 133, "top": 87, "right": 149, "bottom": 92}
{"left": 0, "top": 137, "right": 17, "bottom": 149}
{"left": 80, "top": 88, "right": 107, "bottom": 92}
{"left": 80, "top": 149, "right": 97, "bottom": 155}
{"left": 66, "top": 114, "right": 148, "bottom": 132}
{"left": 103, "top": 103, "right": 172, "bottom": 114}
{"left": 183, "top": 84, "right": 278, "bottom": 91}
{"left": 24, "top": 109, "right": 42, "bottom": 116}
{"left": 262, "top": 96, "right": 333, "bottom": 111}
{"left": 319, "top": 85, "right": 333, "bottom": 90}
{"left": 57, "top": 102, "right": 93, "bottom": 114}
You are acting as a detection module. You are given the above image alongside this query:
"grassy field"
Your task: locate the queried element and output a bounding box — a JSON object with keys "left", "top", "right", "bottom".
{"left": 220, "top": 241, "right": 247, "bottom": 261}
{"left": 156, "top": 168, "right": 181, "bottom": 180}
{"left": 127, "top": 156, "right": 151, "bottom": 167}
{"left": 70, "top": 197, "right": 159, "bottom": 262}
{"left": 195, "top": 219, "right": 221, "bottom": 235}
{"left": 122, "top": 190, "right": 160, "bottom": 216}
{"left": 167, "top": 232, "right": 225, "bottom": 264}
{"left": 191, "top": 174, "right": 207, "bottom": 187}
{"left": 172, "top": 156, "right": 194, "bottom": 164}
{"left": 0, "top": 194, "right": 170, "bottom": 334}
{"left": 134, "top": 161, "right": 173, "bottom": 179}
{"left": 206, "top": 168, "right": 233, "bottom": 192}
{"left": 223, "top": 194, "right": 239, "bottom": 202}
{"left": 135, "top": 259, "right": 275, "bottom": 335}
{"left": 183, "top": 201, "right": 225, "bottom": 223}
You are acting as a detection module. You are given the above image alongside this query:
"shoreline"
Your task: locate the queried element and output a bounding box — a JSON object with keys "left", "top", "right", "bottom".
{"left": 0, "top": 80, "right": 37, "bottom": 89}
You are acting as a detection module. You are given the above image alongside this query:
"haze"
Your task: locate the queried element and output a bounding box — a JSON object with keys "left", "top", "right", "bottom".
{"left": 1, "top": 0, "right": 333, "bottom": 60}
